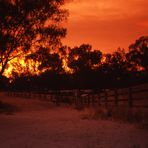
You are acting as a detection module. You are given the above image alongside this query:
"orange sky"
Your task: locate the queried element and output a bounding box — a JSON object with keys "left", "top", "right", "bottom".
{"left": 63, "top": 0, "right": 148, "bottom": 52}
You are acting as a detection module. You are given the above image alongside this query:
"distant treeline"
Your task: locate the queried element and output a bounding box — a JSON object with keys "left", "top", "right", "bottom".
{"left": 1, "top": 36, "right": 148, "bottom": 91}
{"left": 5, "top": 70, "right": 147, "bottom": 91}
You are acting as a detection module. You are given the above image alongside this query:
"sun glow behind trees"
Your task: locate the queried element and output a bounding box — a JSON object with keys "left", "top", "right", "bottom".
{"left": 0, "top": 0, "right": 68, "bottom": 78}
{"left": 3, "top": 55, "right": 40, "bottom": 78}
{"left": 2, "top": 36, "right": 148, "bottom": 79}
{"left": 3, "top": 52, "right": 73, "bottom": 78}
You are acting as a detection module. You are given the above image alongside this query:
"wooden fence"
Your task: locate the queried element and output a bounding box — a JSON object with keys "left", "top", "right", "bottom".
{"left": 6, "top": 83, "right": 148, "bottom": 108}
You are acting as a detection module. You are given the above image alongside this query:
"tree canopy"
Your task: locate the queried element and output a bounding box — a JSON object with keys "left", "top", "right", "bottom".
{"left": 127, "top": 36, "right": 148, "bottom": 71}
{"left": 68, "top": 44, "right": 102, "bottom": 73}
{"left": 0, "top": 0, "right": 67, "bottom": 76}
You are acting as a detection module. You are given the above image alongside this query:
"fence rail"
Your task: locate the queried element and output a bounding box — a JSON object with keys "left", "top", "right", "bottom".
{"left": 5, "top": 83, "right": 148, "bottom": 108}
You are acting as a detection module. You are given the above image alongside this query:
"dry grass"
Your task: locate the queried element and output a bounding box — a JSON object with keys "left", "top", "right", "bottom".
{"left": 130, "top": 144, "right": 141, "bottom": 148}
{"left": 80, "top": 105, "right": 148, "bottom": 128}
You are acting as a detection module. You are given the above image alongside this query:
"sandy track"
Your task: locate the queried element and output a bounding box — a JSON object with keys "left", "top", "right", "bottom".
{"left": 0, "top": 95, "right": 148, "bottom": 148}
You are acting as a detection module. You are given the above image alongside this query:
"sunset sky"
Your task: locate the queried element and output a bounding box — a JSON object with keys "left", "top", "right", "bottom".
{"left": 63, "top": 0, "right": 148, "bottom": 52}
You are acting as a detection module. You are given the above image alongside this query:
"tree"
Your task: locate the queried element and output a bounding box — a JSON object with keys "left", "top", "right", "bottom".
{"left": 111, "top": 48, "right": 127, "bottom": 74}
{"left": 67, "top": 44, "right": 102, "bottom": 89}
{"left": 68, "top": 44, "right": 102, "bottom": 72}
{"left": 27, "top": 47, "right": 63, "bottom": 73}
{"left": 99, "top": 48, "right": 128, "bottom": 87}
{"left": 127, "top": 36, "right": 148, "bottom": 71}
{"left": 0, "top": 0, "right": 67, "bottom": 76}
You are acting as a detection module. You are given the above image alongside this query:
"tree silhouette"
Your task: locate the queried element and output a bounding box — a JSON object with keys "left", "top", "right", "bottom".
{"left": 111, "top": 49, "right": 127, "bottom": 76}
{"left": 68, "top": 44, "right": 102, "bottom": 73}
{"left": 127, "top": 36, "right": 148, "bottom": 71}
{"left": 2, "top": 36, "right": 148, "bottom": 90}
{"left": 67, "top": 44, "right": 102, "bottom": 88}
{"left": 0, "top": 0, "right": 67, "bottom": 76}
{"left": 27, "top": 47, "right": 63, "bottom": 73}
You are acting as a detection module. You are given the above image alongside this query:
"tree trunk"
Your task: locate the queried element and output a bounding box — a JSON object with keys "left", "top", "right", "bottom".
{"left": 0, "top": 60, "right": 8, "bottom": 77}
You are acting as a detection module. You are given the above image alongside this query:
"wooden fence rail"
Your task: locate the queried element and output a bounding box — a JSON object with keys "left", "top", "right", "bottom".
{"left": 5, "top": 83, "right": 148, "bottom": 108}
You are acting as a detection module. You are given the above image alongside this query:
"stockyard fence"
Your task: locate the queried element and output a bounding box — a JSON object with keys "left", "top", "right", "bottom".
{"left": 5, "top": 83, "right": 148, "bottom": 109}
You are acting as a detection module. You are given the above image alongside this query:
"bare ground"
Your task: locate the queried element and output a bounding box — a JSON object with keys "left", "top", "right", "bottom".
{"left": 0, "top": 94, "right": 148, "bottom": 148}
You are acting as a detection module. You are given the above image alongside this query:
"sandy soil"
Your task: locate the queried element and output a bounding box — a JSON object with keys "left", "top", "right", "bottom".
{"left": 0, "top": 93, "right": 148, "bottom": 148}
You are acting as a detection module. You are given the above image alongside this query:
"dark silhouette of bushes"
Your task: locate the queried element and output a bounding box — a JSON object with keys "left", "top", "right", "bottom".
{"left": 4, "top": 36, "right": 148, "bottom": 91}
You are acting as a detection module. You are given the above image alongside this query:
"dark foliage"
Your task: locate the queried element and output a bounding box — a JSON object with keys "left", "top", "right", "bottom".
{"left": 127, "top": 36, "right": 148, "bottom": 71}
{"left": 7, "top": 36, "right": 148, "bottom": 91}
{"left": 0, "top": 0, "right": 67, "bottom": 76}
{"left": 0, "top": 75, "right": 9, "bottom": 90}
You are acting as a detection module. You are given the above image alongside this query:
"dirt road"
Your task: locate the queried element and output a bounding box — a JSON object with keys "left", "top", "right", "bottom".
{"left": 0, "top": 94, "right": 148, "bottom": 148}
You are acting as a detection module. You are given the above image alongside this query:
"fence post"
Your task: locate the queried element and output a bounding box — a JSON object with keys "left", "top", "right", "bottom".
{"left": 74, "top": 90, "right": 77, "bottom": 106}
{"left": 80, "top": 92, "right": 83, "bottom": 106}
{"left": 128, "top": 87, "right": 133, "bottom": 107}
{"left": 114, "top": 89, "right": 118, "bottom": 107}
{"left": 78, "top": 89, "right": 81, "bottom": 106}
{"left": 98, "top": 93, "right": 101, "bottom": 106}
{"left": 55, "top": 90, "right": 60, "bottom": 106}
{"left": 105, "top": 90, "right": 108, "bottom": 107}
{"left": 88, "top": 95, "right": 90, "bottom": 106}
{"left": 75, "top": 89, "right": 80, "bottom": 107}
{"left": 74, "top": 90, "right": 76, "bottom": 106}
{"left": 92, "top": 93, "right": 95, "bottom": 105}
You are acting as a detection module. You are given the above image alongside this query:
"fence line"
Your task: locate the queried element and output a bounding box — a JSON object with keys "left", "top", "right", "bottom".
{"left": 5, "top": 83, "right": 148, "bottom": 108}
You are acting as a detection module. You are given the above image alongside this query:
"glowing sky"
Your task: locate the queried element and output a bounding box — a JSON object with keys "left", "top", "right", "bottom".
{"left": 63, "top": 0, "right": 148, "bottom": 52}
